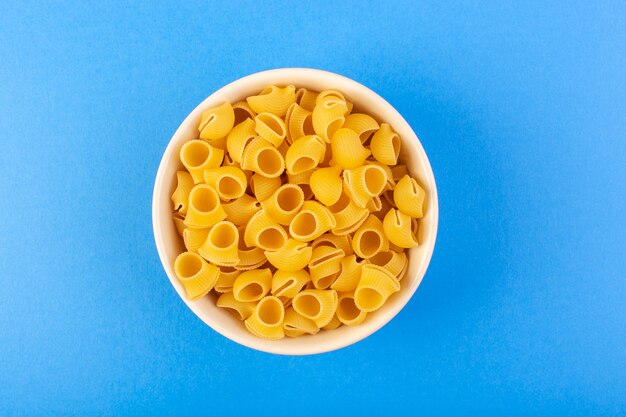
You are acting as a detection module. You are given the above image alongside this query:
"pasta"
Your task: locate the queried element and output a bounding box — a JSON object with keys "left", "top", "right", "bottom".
{"left": 170, "top": 84, "right": 428, "bottom": 339}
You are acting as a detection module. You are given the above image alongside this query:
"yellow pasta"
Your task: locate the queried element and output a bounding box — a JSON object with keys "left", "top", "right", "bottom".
{"left": 183, "top": 184, "right": 227, "bottom": 228}
{"left": 244, "top": 209, "right": 288, "bottom": 251}
{"left": 203, "top": 166, "right": 247, "bottom": 201}
{"left": 382, "top": 208, "right": 418, "bottom": 248}
{"left": 330, "top": 128, "right": 370, "bottom": 169}
{"left": 198, "top": 102, "right": 235, "bottom": 140}
{"left": 394, "top": 174, "right": 426, "bottom": 218}
{"left": 204, "top": 136, "right": 228, "bottom": 151}
{"left": 366, "top": 195, "right": 382, "bottom": 212}
{"left": 351, "top": 215, "right": 389, "bottom": 259}
{"left": 183, "top": 227, "right": 210, "bottom": 252}
{"left": 232, "top": 268, "right": 272, "bottom": 302}
{"left": 343, "top": 164, "right": 388, "bottom": 207}
{"left": 292, "top": 289, "right": 338, "bottom": 328}
{"left": 245, "top": 296, "right": 285, "bottom": 340}
{"left": 373, "top": 195, "right": 395, "bottom": 222}
{"left": 271, "top": 269, "right": 311, "bottom": 298}
{"left": 283, "top": 307, "right": 319, "bottom": 337}
{"left": 289, "top": 201, "right": 336, "bottom": 242}
{"left": 246, "top": 85, "right": 296, "bottom": 117}
{"left": 285, "top": 103, "right": 315, "bottom": 144}
{"left": 214, "top": 267, "right": 241, "bottom": 293}
{"left": 216, "top": 292, "right": 256, "bottom": 320}
{"left": 265, "top": 239, "right": 312, "bottom": 272}
{"left": 316, "top": 89, "right": 353, "bottom": 113}
{"left": 172, "top": 213, "right": 185, "bottom": 237}
{"left": 236, "top": 226, "right": 266, "bottom": 271}
{"left": 331, "top": 255, "right": 364, "bottom": 293}
{"left": 321, "top": 314, "right": 342, "bottom": 330}
{"left": 198, "top": 221, "right": 240, "bottom": 266}
{"left": 327, "top": 192, "right": 369, "bottom": 235}
{"left": 354, "top": 264, "right": 400, "bottom": 312}
{"left": 309, "top": 165, "right": 343, "bottom": 206}
{"left": 254, "top": 112, "right": 287, "bottom": 147}
{"left": 174, "top": 251, "right": 220, "bottom": 300}
{"left": 171, "top": 171, "right": 195, "bottom": 214}
{"left": 286, "top": 169, "right": 313, "bottom": 185}
{"left": 222, "top": 194, "right": 261, "bottom": 226}
{"left": 285, "top": 135, "right": 326, "bottom": 175}
{"left": 336, "top": 293, "right": 367, "bottom": 326}
{"left": 312, "top": 95, "right": 348, "bottom": 142}
{"left": 343, "top": 113, "right": 380, "bottom": 143}
{"left": 260, "top": 184, "right": 304, "bottom": 225}
{"left": 241, "top": 137, "right": 285, "bottom": 178}
{"left": 249, "top": 173, "right": 281, "bottom": 202}
{"left": 367, "top": 160, "right": 395, "bottom": 191}
{"left": 367, "top": 250, "right": 408, "bottom": 280}
{"left": 179, "top": 140, "right": 224, "bottom": 183}
{"left": 295, "top": 87, "right": 319, "bottom": 111}
{"left": 277, "top": 140, "right": 290, "bottom": 159}
{"left": 370, "top": 123, "right": 401, "bottom": 165}
{"left": 311, "top": 233, "right": 353, "bottom": 256}
{"left": 232, "top": 100, "right": 257, "bottom": 125}
{"left": 226, "top": 118, "right": 256, "bottom": 163}
{"left": 390, "top": 164, "right": 408, "bottom": 182}
{"left": 308, "top": 246, "right": 344, "bottom": 289}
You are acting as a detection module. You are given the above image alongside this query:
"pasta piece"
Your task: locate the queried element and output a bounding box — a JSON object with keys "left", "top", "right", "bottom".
{"left": 370, "top": 123, "right": 401, "bottom": 165}
{"left": 222, "top": 194, "right": 261, "bottom": 226}
{"left": 246, "top": 85, "right": 296, "bottom": 117}
{"left": 382, "top": 188, "right": 396, "bottom": 208}
{"left": 390, "top": 164, "right": 408, "bottom": 182}
{"left": 283, "top": 308, "right": 319, "bottom": 337}
{"left": 289, "top": 201, "right": 336, "bottom": 242}
{"left": 214, "top": 267, "right": 241, "bottom": 293}
{"left": 235, "top": 225, "right": 266, "bottom": 271}
{"left": 171, "top": 171, "right": 194, "bottom": 214}
{"left": 343, "top": 113, "right": 380, "bottom": 143}
{"left": 179, "top": 140, "right": 224, "bottom": 183}
{"left": 183, "top": 227, "right": 210, "bottom": 252}
{"left": 286, "top": 169, "right": 313, "bottom": 185}
{"left": 328, "top": 192, "right": 369, "bottom": 236}
{"left": 331, "top": 255, "right": 364, "bottom": 293}
{"left": 295, "top": 87, "right": 319, "bottom": 111}
{"left": 241, "top": 137, "right": 285, "bottom": 178}
{"left": 254, "top": 112, "right": 287, "bottom": 147}
{"left": 204, "top": 136, "right": 227, "bottom": 150}
{"left": 277, "top": 140, "right": 290, "bottom": 159}
{"left": 343, "top": 164, "right": 387, "bottom": 208}
{"left": 232, "top": 100, "right": 257, "bottom": 125}
{"left": 311, "top": 233, "right": 353, "bottom": 256}
{"left": 198, "top": 102, "right": 235, "bottom": 140}
{"left": 367, "top": 160, "right": 395, "bottom": 191}
{"left": 226, "top": 118, "right": 256, "bottom": 163}
{"left": 312, "top": 95, "right": 348, "bottom": 142}
{"left": 308, "top": 246, "right": 344, "bottom": 289}
{"left": 299, "top": 183, "right": 314, "bottom": 200}
{"left": 244, "top": 209, "right": 288, "bottom": 251}
{"left": 330, "top": 128, "right": 370, "bottom": 169}
{"left": 292, "top": 289, "right": 338, "bottom": 328}
{"left": 216, "top": 292, "right": 256, "bottom": 320}
{"left": 271, "top": 269, "right": 311, "bottom": 298}
{"left": 394, "top": 174, "right": 426, "bottom": 218}
{"left": 232, "top": 268, "right": 272, "bottom": 302}
{"left": 321, "top": 314, "right": 342, "bottom": 330}
{"left": 260, "top": 184, "right": 304, "bottom": 225}
{"left": 320, "top": 142, "right": 333, "bottom": 167}
{"left": 265, "top": 239, "right": 312, "bottom": 272}
{"left": 336, "top": 293, "right": 367, "bottom": 326}
{"left": 198, "top": 221, "right": 239, "bottom": 266}
{"left": 352, "top": 215, "right": 389, "bottom": 259}
{"left": 172, "top": 212, "right": 185, "bottom": 237}
{"left": 382, "top": 208, "right": 418, "bottom": 248}
{"left": 354, "top": 264, "right": 400, "bottom": 312}
{"left": 309, "top": 165, "right": 343, "bottom": 206}
{"left": 204, "top": 166, "right": 247, "bottom": 201}
{"left": 285, "top": 103, "right": 314, "bottom": 144}
{"left": 285, "top": 135, "right": 326, "bottom": 175}
{"left": 366, "top": 195, "right": 382, "bottom": 212}
{"left": 245, "top": 296, "right": 285, "bottom": 340}
{"left": 183, "top": 184, "right": 227, "bottom": 228}
{"left": 174, "top": 251, "right": 220, "bottom": 300}
{"left": 373, "top": 196, "right": 394, "bottom": 222}
{"left": 367, "top": 250, "right": 408, "bottom": 280}
{"left": 316, "top": 89, "right": 353, "bottom": 113}
{"left": 249, "top": 173, "right": 281, "bottom": 201}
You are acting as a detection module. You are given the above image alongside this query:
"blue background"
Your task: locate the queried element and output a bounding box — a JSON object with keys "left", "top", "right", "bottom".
{"left": 1, "top": 1, "right": 624, "bottom": 415}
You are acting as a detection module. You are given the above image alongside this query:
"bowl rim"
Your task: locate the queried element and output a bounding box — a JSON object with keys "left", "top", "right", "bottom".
{"left": 152, "top": 68, "right": 439, "bottom": 355}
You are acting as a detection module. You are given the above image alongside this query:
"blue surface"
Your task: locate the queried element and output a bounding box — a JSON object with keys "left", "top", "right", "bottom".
{"left": 1, "top": 1, "right": 624, "bottom": 415}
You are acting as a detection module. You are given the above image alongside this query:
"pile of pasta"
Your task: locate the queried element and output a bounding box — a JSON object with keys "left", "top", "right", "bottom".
{"left": 171, "top": 85, "right": 426, "bottom": 339}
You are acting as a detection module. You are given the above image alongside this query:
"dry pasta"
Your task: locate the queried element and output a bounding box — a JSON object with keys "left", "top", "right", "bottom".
{"left": 198, "top": 102, "right": 235, "bottom": 140}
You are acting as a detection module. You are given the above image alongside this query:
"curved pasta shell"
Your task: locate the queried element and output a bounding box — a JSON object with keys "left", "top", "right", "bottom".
{"left": 172, "top": 213, "right": 185, "bottom": 237}
{"left": 226, "top": 118, "right": 256, "bottom": 163}
{"left": 244, "top": 209, "right": 288, "bottom": 251}
{"left": 260, "top": 184, "right": 304, "bottom": 225}
{"left": 351, "top": 215, "right": 389, "bottom": 259}
{"left": 370, "top": 123, "right": 401, "bottom": 165}
{"left": 311, "top": 233, "right": 353, "bottom": 256}
{"left": 299, "top": 184, "right": 314, "bottom": 200}
{"left": 289, "top": 201, "right": 337, "bottom": 242}
{"left": 331, "top": 255, "right": 364, "bottom": 293}
{"left": 216, "top": 292, "right": 256, "bottom": 320}
{"left": 246, "top": 85, "right": 296, "bottom": 117}
{"left": 285, "top": 135, "right": 326, "bottom": 175}
{"left": 245, "top": 296, "right": 285, "bottom": 340}
{"left": 367, "top": 250, "right": 408, "bottom": 280}
{"left": 173, "top": 251, "right": 220, "bottom": 300}
{"left": 265, "top": 239, "right": 312, "bottom": 272}
{"left": 283, "top": 307, "right": 319, "bottom": 337}
{"left": 179, "top": 140, "right": 224, "bottom": 184}
{"left": 343, "top": 164, "right": 387, "bottom": 208}
{"left": 287, "top": 169, "right": 313, "bottom": 185}
{"left": 198, "top": 221, "right": 240, "bottom": 266}
{"left": 367, "top": 160, "right": 395, "bottom": 191}
{"left": 198, "top": 102, "right": 235, "bottom": 140}
{"left": 366, "top": 195, "right": 382, "bottom": 212}
{"left": 373, "top": 195, "right": 395, "bottom": 222}
{"left": 183, "top": 227, "right": 210, "bottom": 252}
{"left": 222, "top": 194, "right": 261, "bottom": 226}
{"left": 343, "top": 113, "right": 380, "bottom": 143}
{"left": 321, "top": 314, "right": 342, "bottom": 330}
{"left": 316, "top": 89, "right": 353, "bottom": 113}
{"left": 382, "top": 208, "right": 418, "bottom": 248}
{"left": 394, "top": 174, "right": 426, "bottom": 218}
{"left": 390, "top": 164, "right": 408, "bottom": 182}
{"left": 232, "top": 100, "right": 257, "bottom": 125}
{"left": 292, "top": 289, "right": 338, "bottom": 328}
{"left": 203, "top": 166, "right": 247, "bottom": 201}
{"left": 285, "top": 103, "right": 315, "bottom": 144}
{"left": 184, "top": 184, "right": 227, "bottom": 228}
{"left": 354, "top": 264, "right": 400, "bottom": 312}
{"left": 328, "top": 192, "right": 369, "bottom": 236}
{"left": 330, "top": 128, "right": 370, "bottom": 169}
{"left": 277, "top": 140, "right": 290, "bottom": 159}
{"left": 309, "top": 165, "right": 343, "bottom": 206}
{"left": 232, "top": 268, "right": 272, "bottom": 302}
{"left": 171, "top": 171, "right": 195, "bottom": 214}
{"left": 312, "top": 97, "right": 348, "bottom": 143}
{"left": 203, "top": 136, "right": 227, "bottom": 150}
{"left": 337, "top": 293, "right": 368, "bottom": 326}
{"left": 271, "top": 269, "right": 311, "bottom": 298}
{"left": 254, "top": 112, "right": 287, "bottom": 147}
{"left": 309, "top": 246, "right": 344, "bottom": 289}
{"left": 295, "top": 87, "right": 319, "bottom": 111}
{"left": 241, "top": 137, "right": 285, "bottom": 178}
{"left": 214, "top": 267, "right": 241, "bottom": 293}
{"left": 249, "top": 173, "right": 281, "bottom": 201}
{"left": 235, "top": 226, "right": 266, "bottom": 271}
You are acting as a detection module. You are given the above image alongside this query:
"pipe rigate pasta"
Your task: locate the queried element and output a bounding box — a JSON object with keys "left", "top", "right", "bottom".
{"left": 264, "top": 239, "right": 312, "bottom": 272}
{"left": 271, "top": 269, "right": 311, "bottom": 299}
{"left": 214, "top": 267, "right": 241, "bottom": 293}
{"left": 289, "top": 201, "right": 336, "bottom": 242}
{"left": 321, "top": 314, "right": 342, "bottom": 330}
{"left": 222, "top": 194, "right": 261, "bottom": 226}
{"left": 232, "top": 268, "right": 272, "bottom": 302}
{"left": 260, "top": 184, "right": 304, "bottom": 225}
{"left": 198, "top": 102, "right": 235, "bottom": 140}
{"left": 382, "top": 208, "right": 418, "bottom": 248}
{"left": 241, "top": 137, "right": 285, "bottom": 178}
{"left": 351, "top": 214, "right": 389, "bottom": 259}
{"left": 183, "top": 184, "right": 227, "bottom": 228}
{"left": 232, "top": 101, "right": 257, "bottom": 125}
{"left": 292, "top": 289, "right": 338, "bottom": 328}
{"left": 331, "top": 255, "right": 365, "bottom": 293}
{"left": 183, "top": 227, "right": 210, "bottom": 252}
{"left": 226, "top": 118, "right": 256, "bottom": 163}
{"left": 174, "top": 252, "right": 220, "bottom": 300}
{"left": 311, "top": 233, "right": 353, "bottom": 256}
{"left": 249, "top": 173, "right": 281, "bottom": 201}
{"left": 216, "top": 292, "right": 256, "bottom": 320}
{"left": 295, "top": 87, "right": 319, "bottom": 111}
{"left": 309, "top": 165, "right": 343, "bottom": 206}
{"left": 198, "top": 221, "right": 240, "bottom": 266}
{"left": 203, "top": 166, "right": 247, "bottom": 201}
{"left": 370, "top": 123, "right": 401, "bottom": 165}
{"left": 308, "top": 246, "right": 344, "bottom": 289}
{"left": 336, "top": 293, "right": 368, "bottom": 326}
{"left": 285, "top": 103, "right": 315, "bottom": 144}
{"left": 394, "top": 174, "right": 426, "bottom": 218}
{"left": 246, "top": 85, "right": 296, "bottom": 117}
{"left": 172, "top": 213, "right": 186, "bottom": 237}
{"left": 180, "top": 140, "right": 224, "bottom": 183}
{"left": 327, "top": 192, "right": 369, "bottom": 236}
{"left": 243, "top": 209, "right": 288, "bottom": 251}
{"left": 343, "top": 164, "right": 388, "bottom": 207}
{"left": 312, "top": 95, "right": 348, "bottom": 143}
{"left": 367, "top": 250, "right": 408, "bottom": 280}
{"left": 171, "top": 171, "right": 195, "bottom": 215}
{"left": 343, "top": 113, "right": 380, "bottom": 143}
{"left": 330, "top": 128, "right": 370, "bottom": 169}
{"left": 285, "top": 135, "right": 326, "bottom": 175}
{"left": 283, "top": 307, "right": 319, "bottom": 337}
{"left": 245, "top": 296, "right": 285, "bottom": 340}
{"left": 354, "top": 264, "right": 400, "bottom": 312}
{"left": 254, "top": 112, "right": 287, "bottom": 147}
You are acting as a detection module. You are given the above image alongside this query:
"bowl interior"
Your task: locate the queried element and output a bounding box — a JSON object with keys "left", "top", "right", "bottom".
{"left": 153, "top": 68, "right": 438, "bottom": 355}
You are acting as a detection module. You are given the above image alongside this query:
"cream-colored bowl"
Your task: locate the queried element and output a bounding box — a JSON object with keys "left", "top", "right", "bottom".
{"left": 152, "top": 68, "right": 438, "bottom": 355}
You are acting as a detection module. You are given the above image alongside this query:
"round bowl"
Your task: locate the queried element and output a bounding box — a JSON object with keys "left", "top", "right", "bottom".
{"left": 152, "top": 68, "right": 438, "bottom": 355}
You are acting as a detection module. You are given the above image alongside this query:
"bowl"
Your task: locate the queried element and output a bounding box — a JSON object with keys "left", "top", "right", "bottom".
{"left": 152, "top": 68, "right": 438, "bottom": 355}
